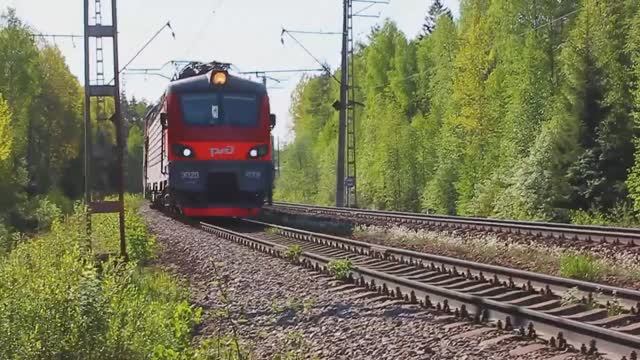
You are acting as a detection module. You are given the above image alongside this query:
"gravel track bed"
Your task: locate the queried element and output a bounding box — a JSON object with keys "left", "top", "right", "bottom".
{"left": 263, "top": 209, "right": 640, "bottom": 289}
{"left": 265, "top": 208, "right": 640, "bottom": 258}
{"left": 141, "top": 205, "right": 596, "bottom": 360}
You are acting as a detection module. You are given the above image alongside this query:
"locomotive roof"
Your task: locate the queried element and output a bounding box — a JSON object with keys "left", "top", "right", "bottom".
{"left": 166, "top": 72, "right": 266, "bottom": 94}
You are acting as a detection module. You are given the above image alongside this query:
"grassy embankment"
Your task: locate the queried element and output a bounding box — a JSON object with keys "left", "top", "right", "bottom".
{"left": 353, "top": 225, "right": 640, "bottom": 287}
{"left": 0, "top": 195, "right": 244, "bottom": 359}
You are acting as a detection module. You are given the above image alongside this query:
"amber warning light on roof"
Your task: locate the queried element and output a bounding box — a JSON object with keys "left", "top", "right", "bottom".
{"left": 211, "top": 71, "right": 227, "bottom": 85}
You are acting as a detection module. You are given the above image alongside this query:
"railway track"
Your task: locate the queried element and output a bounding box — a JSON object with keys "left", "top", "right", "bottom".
{"left": 268, "top": 202, "right": 640, "bottom": 246}
{"left": 198, "top": 218, "right": 640, "bottom": 360}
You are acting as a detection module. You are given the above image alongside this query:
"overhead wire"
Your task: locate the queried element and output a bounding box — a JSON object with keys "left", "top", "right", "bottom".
{"left": 280, "top": 29, "right": 341, "bottom": 84}
{"left": 519, "top": 8, "right": 579, "bottom": 37}
{"left": 107, "top": 21, "right": 176, "bottom": 84}
{"left": 185, "top": 0, "right": 225, "bottom": 58}
{"left": 366, "top": 7, "right": 582, "bottom": 91}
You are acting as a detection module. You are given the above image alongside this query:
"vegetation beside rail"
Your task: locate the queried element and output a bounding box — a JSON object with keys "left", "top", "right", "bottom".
{"left": 0, "top": 196, "right": 251, "bottom": 359}
{"left": 0, "top": 9, "right": 149, "bottom": 250}
{"left": 276, "top": 0, "right": 640, "bottom": 226}
{"left": 353, "top": 224, "right": 640, "bottom": 287}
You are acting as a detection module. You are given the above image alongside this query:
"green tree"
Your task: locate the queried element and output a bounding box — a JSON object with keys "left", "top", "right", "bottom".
{"left": 420, "top": 0, "right": 453, "bottom": 37}
{"left": 561, "top": 0, "right": 635, "bottom": 213}
{"left": 30, "top": 46, "right": 83, "bottom": 194}
{"left": 0, "top": 95, "right": 12, "bottom": 162}
{"left": 626, "top": 4, "right": 640, "bottom": 211}
{"left": 416, "top": 14, "right": 458, "bottom": 213}
{"left": 126, "top": 125, "right": 144, "bottom": 193}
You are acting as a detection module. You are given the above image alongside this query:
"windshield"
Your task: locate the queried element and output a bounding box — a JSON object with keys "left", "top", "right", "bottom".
{"left": 180, "top": 93, "right": 258, "bottom": 127}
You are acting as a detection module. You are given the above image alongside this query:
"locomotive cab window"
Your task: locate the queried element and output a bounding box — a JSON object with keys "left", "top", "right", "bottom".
{"left": 181, "top": 93, "right": 221, "bottom": 126}
{"left": 180, "top": 92, "right": 258, "bottom": 127}
{"left": 222, "top": 94, "right": 258, "bottom": 127}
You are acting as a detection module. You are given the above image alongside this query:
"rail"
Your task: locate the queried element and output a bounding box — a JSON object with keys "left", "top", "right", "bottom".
{"left": 199, "top": 219, "right": 640, "bottom": 360}
{"left": 269, "top": 202, "right": 640, "bottom": 246}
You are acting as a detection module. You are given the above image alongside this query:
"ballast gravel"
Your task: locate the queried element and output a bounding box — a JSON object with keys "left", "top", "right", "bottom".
{"left": 141, "top": 205, "right": 593, "bottom": 360}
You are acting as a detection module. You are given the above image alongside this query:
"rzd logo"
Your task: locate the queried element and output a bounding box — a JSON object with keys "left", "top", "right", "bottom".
{"left": 210, "top": 146, "right": 234, "bottom": 157}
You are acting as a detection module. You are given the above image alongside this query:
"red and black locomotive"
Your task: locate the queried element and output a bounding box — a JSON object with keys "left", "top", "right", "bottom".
{"left": 143, "top": 61, "right": 275, "bottom": 217}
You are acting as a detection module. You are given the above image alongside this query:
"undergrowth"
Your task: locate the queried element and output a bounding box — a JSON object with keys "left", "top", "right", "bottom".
{"left": 328, "top": 259, "right": 353, "bottom": 280}
{"left": 570, "top": 203, "right": 640, "bottom": 227}
{"left": 0, "top": 196, "right": 246, "bottom": 359}
{"left": 93, "top": 195, "right": 156, "bottom": 263}
{"left": 353, "top": 225, "right": 640, "bottom": 287}
{"left": 559, "top": 254, "right": 601, "bottom": 281}
{"left": 285, "top": 245, "right": 302, "bottom": 263}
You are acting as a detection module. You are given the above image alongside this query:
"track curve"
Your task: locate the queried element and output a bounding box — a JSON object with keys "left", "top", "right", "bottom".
{"left": 198, "top": 218, "right": 640, "bottom": 360}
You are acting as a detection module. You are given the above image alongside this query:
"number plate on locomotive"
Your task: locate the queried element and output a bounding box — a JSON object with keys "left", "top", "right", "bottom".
{"left": 245, "top": 171, "right": 261, "bottom": 179}
{"left": 210, "top": 146, "right": 235, "bottom": 157}
{"left": 181, "top": 171, "right": 200, "bottom": 180}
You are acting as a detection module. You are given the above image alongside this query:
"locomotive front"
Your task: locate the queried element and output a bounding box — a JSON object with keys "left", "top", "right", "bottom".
{"left": 144, "top": 63, "right": 275, "bottom": 217}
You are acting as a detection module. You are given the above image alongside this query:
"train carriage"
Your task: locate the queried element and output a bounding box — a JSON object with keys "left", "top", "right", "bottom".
{"left": 144, "top": 62, "right": 275, "bottom": 217}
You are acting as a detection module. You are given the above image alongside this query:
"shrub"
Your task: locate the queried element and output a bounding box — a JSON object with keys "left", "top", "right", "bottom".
{"left": 0, "top": 222, "right": 11, "bottom": 255}
{"left": 570, "top": 203, "right": 639, "bottom": 227}
{"left": 285, "top": 245, "right": 302, "bottom": 263}
{"left": 0, "top": 200, "right": 203, "bottom": 359}
{"left": 265, "top": 227, "right": 280, "bottom": 235}
{"left": 559, "top": 253, "right": 602, "bottom": 281}
{"left": 327, "top": 259, "right": 353, "bottom": 280}
{"left": 34, "top": 197, "right": 62, "bottom": 231}
{"left": 607, "top": 293, "right": 624, "bottom": 316}
{"left": 93, "top": 195, "right": 156, "bottom": 263}
{"left": 46, "top": 188, "right": 75, "bottom": 215}
{"left": 125, "top": 204, "right": 156, "bottom": 263}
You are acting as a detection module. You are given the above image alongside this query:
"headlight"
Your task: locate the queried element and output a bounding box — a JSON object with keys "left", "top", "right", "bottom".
{"left": 248, "top": 144, "right": 269, "bottom": 159}
{"left": 173, "top": 144, "right": 195, "bottom": 158}
{"left": 211, "top": 71, "right": 228, "bottom": 85}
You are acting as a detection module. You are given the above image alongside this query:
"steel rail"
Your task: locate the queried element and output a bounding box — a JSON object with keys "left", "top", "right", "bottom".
{"left": 243, "top": 219, "right": 640, "bottom": 310}
{"left": 198, "top": 220, "right": 640, "bottom": 360}
{"left": 269, "top": 202, "right": 640, "bottom": 245}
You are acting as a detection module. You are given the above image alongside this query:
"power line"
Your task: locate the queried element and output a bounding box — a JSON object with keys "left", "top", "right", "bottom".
{"left": 239, "top": 68, "right": 326, "bottom": 87}
{"left": 354, "top": 3, "right": 377, "bottom": 16}
{"left": 122, "top": 70, "right": 172, "bottom": 80}
{"left": 107, "top": 21, "right": 175, "bottom": 84}
{"left": 284, "top": 29, "right": 342, "bottom": 35}
{"left": 353, "top": 0, "right": 389, "bottom": 3}
{"left": 238, "top": 68, "right": 324, "bottom": 74}
{"left": 185, "top": 0, "right": 225, "bottom": 57}
{"left": 519, "top": 8, "right": 580, "bottom": 37}
{"left": 280, "top": 28, "right": 340, "bottom": 84}
{"left": 29, "top": 33, "right": 83, "bottom": 39}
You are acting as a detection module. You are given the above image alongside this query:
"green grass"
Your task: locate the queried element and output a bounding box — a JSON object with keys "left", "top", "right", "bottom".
{"left": 328, "top": 259, "right": 353, "bottom": 280}
{"left": 0, "top": 196, "right": 247, "bottom": 359}
{"left": 559, "top": 254, "right": 602, "bottom": 282}
{"left": 265, "top": 227, "right": 281, "bottom": 235}
{"left": 353, "top": 225, "right": 640, "bottom": 287}
{"left": 93, "top": 195, "right": 156, "bottom": 263}
{"left": 285, "top": 245, "right": 303, "bottom": 263}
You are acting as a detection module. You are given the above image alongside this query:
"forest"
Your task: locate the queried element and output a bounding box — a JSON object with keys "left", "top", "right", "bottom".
{"left": 0, "top": 9, "right": 147, "bottom": 247}
{"left": 275, "top": 0, "right": 640, "bottom": 225}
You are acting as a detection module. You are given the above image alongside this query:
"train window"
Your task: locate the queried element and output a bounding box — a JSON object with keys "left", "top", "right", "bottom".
{"left": 181, "top": 93, "right": 222, "bottom": 126}
{"left": 180, "top": 93, "right": 258, "bottom": 127}
{"left": 222, "top": 94, "right": 258, "bottom": 127}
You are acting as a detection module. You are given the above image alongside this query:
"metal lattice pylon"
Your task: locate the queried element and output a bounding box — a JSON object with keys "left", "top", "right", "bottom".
{"left": 83, "top": 0, "right": 127, "bottom": 258}
{"left": 346, "top": 0, "right": 358, "bottom": 208}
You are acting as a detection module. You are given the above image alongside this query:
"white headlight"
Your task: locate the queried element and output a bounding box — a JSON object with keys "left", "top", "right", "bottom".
{"left": 249, "top": 149, "right": 258, "bottom": 157}
{"left": 182, "top": 148, "right": 192, "bottom": 157}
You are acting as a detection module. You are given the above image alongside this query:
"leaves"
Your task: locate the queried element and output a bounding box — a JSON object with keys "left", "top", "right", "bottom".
{"left": 277, "top": 0, "right": 640, "bottom": 223}
{"left": 0, "top": 198, "right": 203, "bottom": 359}
{"left": 0, "top": 94, "right": 12, "bottom": 161}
